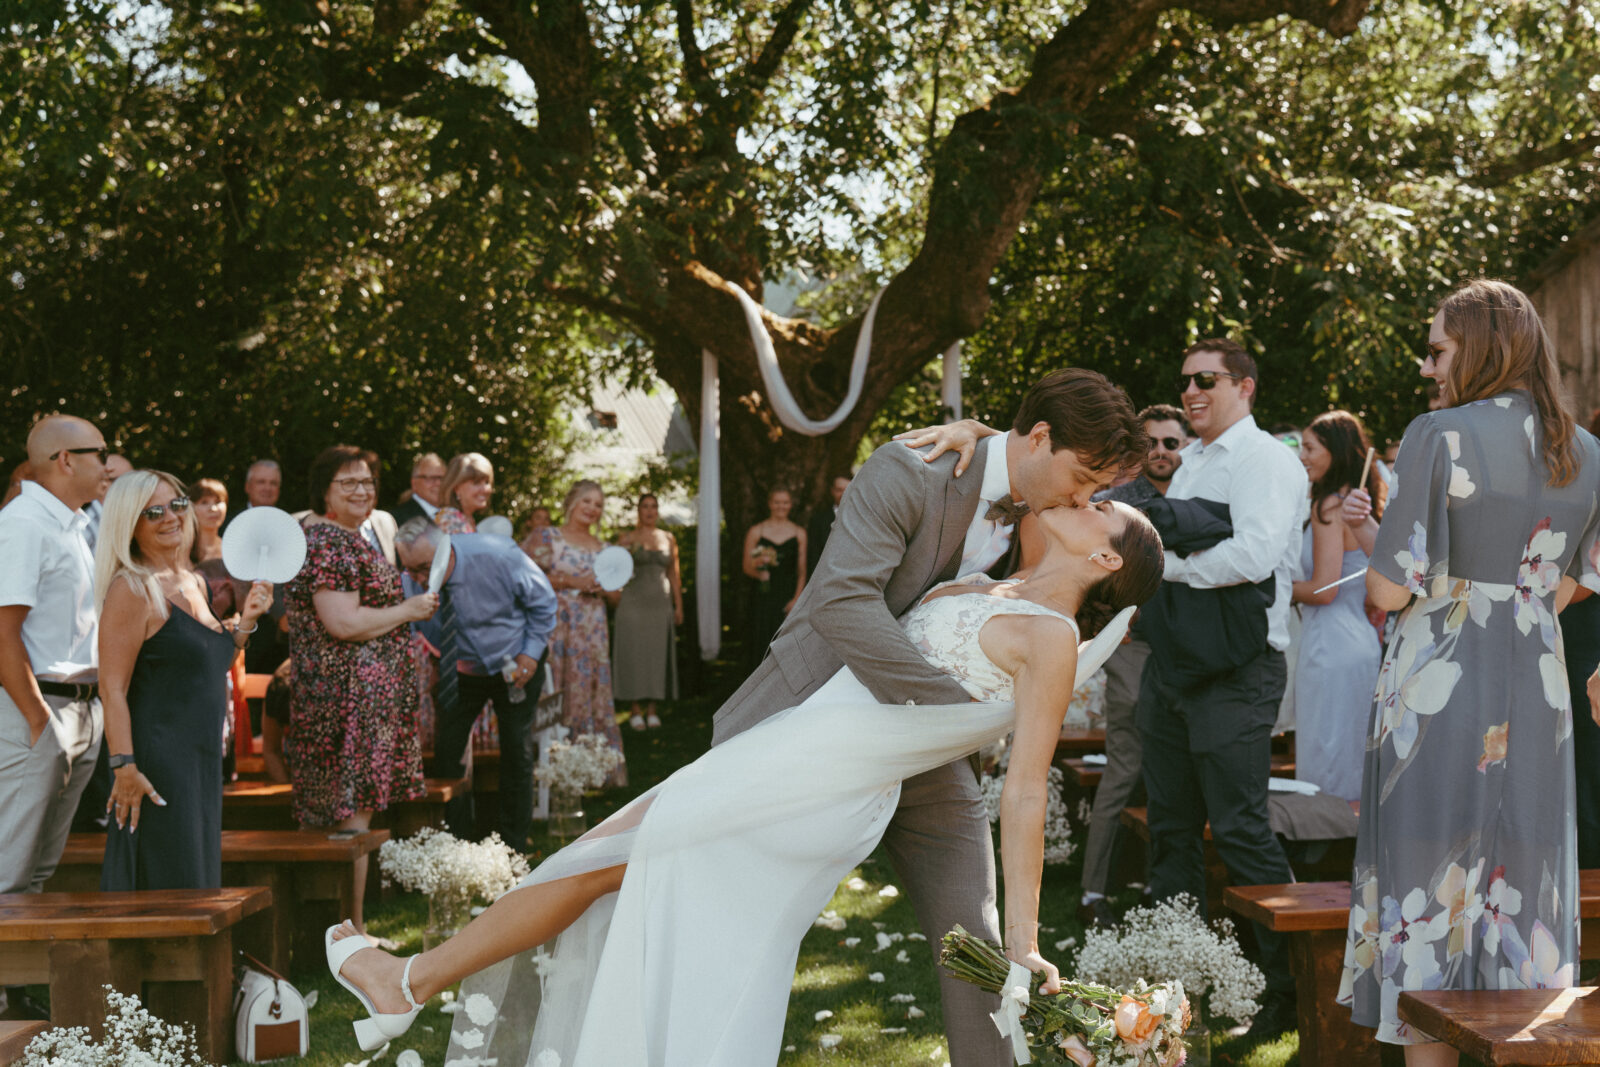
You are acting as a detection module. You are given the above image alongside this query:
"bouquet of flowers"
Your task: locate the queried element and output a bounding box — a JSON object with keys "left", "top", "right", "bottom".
{"left": 979, "top": 764, "right": 1075, "bottom": 865}
{"left": 1073, "top": 894, "right": 1264, "bottom": 1026}
{"left": 378, "top": 827, "right": 531, "bottom": 913}
{"left": 534, "top": 730, "right": 625, "bottom": 796}
{"left": 750, "top": 543, "right": 779, "bottom": 590}
{"left": 941, "top": 926, "right": 1190, "bottom": 1066}
{"left": 23, "top": 987, "right": 209, "bottom": 1066}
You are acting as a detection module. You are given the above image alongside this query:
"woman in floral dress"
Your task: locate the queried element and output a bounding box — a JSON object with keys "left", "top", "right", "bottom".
{"left": 286, "top": 446, "right": 440, "bottom": 933}
{"left": 529, "top": 479, "right": 627, "bottom": 787}
{"left": 1336, "top": 280, "right": 1600, "bottom": 1063}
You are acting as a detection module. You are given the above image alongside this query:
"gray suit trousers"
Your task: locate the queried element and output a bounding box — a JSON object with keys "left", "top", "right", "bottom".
{"left": 1080, "top": 637, "right": 1150, "bottom": 895}
{"left": 0, "top": 690, "right": 103, "bottom": 893}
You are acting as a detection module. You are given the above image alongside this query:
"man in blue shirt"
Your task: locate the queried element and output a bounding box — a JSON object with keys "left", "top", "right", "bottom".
{"left": 395, "top": 519, "right": 557, "bottom": 851}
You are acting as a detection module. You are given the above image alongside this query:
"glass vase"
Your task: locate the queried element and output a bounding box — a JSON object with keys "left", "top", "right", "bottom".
{"left": 1182, "top": 1016, "right": 1212, "bottom": 1067}
{"left": 425, "top": 894, "right": 472, "bottom": 952}
{"left": 549, "top": 790, "right": 588, "bottom": 843}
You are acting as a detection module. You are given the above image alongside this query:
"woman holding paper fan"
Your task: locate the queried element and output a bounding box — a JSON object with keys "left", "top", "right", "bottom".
{"left": 1289, "top": 411, "right": 1385, "bottom": 801}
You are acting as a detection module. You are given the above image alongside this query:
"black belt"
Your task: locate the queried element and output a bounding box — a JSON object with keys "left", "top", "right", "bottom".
{"left": 35, "top": 679, "right": 98, "bottom": 701}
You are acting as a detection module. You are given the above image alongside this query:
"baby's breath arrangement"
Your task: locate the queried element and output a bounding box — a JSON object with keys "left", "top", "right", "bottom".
{"left": 23, "top": 987, "right": 209, "bottom": 1066}
{"left": 534, "top": 731, "right": 625, "bottom": 796}
{"left": 1074, "top": 894, "right": 1264, "bottom": 1026}
{"left": 980, "top": 764, "right": 1076, "bottom": 865}
{"left": 378, "top": 827, "right": 531, "bottom": 913}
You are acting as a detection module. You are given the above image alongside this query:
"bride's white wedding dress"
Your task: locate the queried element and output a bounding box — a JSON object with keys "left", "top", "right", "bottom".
{"left": 446, "top": 577, "right": 1129, "bottom": 1067}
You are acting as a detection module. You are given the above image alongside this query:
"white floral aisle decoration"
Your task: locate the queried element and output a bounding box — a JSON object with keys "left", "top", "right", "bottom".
{"left": 379, "top": 827, "right": 531, "bottom": 945}
{"left": 979, "top": 763, "right": 1076, "bottom": 865}
{"left": 1073, "top": 894, "right": 1265, "bottom": 1027}
{"left": 534, "top": 730, "right": 626, "bottom": 797}
{"left": 22, "top": 987, "right": 209, "bottom": 1066}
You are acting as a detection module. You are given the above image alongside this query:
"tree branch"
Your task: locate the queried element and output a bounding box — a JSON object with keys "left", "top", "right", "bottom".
{"left": 739, "top": 0, "right": 814, "bottom": 97}
{"left": 460, "top": 0, "right": 596, "bottom": 167}
{"left": 673, "top": 0, "right": 714, "bottom": 99}
{"left": 1476, "top": 129, "right": 1600, "bottom": 186}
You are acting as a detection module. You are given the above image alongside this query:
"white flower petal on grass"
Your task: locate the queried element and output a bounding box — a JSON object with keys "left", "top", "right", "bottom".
{"left": 1055, "top": 938, "right": 1075, "bottom": 951}
{"left": 814, "top": 1010, "right": 834, "bottom": 1021}
{"left": 439, "top": 990, "right": 457, "bottom": 1003}
{"left": 844, "top": 936, "right": 861, "bottom": 947}
{"left": 846, "top": 876, "right": 868, "bottom": 891}
{"left": 813, "top": 912, "right": 847, "bottom": 931}
{"left": 880, "top": 1026, "right": 908, "bottom": 1034}
{"left": 907, "top": 932, "right": 927, "bottom": 941}
{"left": 464, "top": 992, "right": 498, "bottom": 1026}
{"left": 890, "top": 993, "right": 917, "bottom": 1003}
{"left": 396, "top": 1052, "right": 424, "bottom": 1067}
{"left": 372, "top": 1041, "right": 392, "bottom": 1061}
{"left": 303, "top": 989, "right": 319, "bottom": 1009}
{"left": 439, "top": 1001, "right": 463, "bottom": 1014}
{"left": 872, "top": 921, "right": 886, "bottom": 930}
{"left": 895, "top": 949, "right": 911, "bottom": 963}
{"left": 819, "top": 1034, "right": 843, "bottom": 1049}
{"left": 908, "top": 1006, "right": 926, "bottom": 1019}
{"left": 452, "top": 1028, "right": 484, "bottom": 1049}
{"left": 785, "top": 1046, "right": 796, "bottom": 1053}
{"left": 879, "top": 885, "right": 900, "bottom": 898}
{"left": 876, "top": 932, "right": 894, "bottom": 952}
{"left": 868, "top": 971, "right": 885, "bottom": 982}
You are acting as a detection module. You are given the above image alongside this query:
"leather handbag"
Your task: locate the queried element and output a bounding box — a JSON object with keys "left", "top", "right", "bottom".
{"left": 234, "top": 951, "right": 309, "bottom": 1062}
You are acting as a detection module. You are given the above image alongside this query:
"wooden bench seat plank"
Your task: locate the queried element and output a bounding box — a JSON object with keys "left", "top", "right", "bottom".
{"left": 1055, "top": 728, "right": 1105, "bottom": 757}
{"left": 0, "top": 888, "right": 271, "bottom": 941}
{"left": 0, "top": 1021, "right": 50, "bottom": 1065}
{"left": 1398, "top": 988, "right": 1600, "bottom": 1065}
{"left": 1228, "top": 872, "right": 1600, "bottom": 933}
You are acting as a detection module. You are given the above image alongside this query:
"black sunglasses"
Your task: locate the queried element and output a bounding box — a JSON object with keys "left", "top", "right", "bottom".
{"left": 141, "top": 497, "right": 191, "bottom": 522}
{"left": 50, "top": 446, "right": 108, "bottom": 463}
{"left": 1177, "top": 371, "right": 1243, "bottom": 392}
{"left": 1151, "top": 437, "right": 1184, "bottom": 452}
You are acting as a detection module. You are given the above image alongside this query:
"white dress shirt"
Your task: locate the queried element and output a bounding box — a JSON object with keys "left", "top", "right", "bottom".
{"left": 958, "top": 432, "right": 1015, "bottom": 576}
{"left": 0, "top": 481, "right": 99, "bottom": 680}
{"left": 1161, "top": 414, "right": 1309, "bottom": 651}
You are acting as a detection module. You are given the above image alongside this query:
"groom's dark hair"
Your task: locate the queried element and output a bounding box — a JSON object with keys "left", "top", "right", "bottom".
{"left": 1012, "top": 368, "right": 1148, "bottom": 476}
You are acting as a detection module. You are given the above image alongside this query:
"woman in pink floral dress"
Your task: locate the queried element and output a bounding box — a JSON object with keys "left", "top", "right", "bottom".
{"left": 529, "top": 480, "right": 626, "bottom": 787}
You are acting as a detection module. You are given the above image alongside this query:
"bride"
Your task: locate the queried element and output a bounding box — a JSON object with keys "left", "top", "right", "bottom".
{"left": 327, "top": 499, "right": 1164, "bottom": 1066}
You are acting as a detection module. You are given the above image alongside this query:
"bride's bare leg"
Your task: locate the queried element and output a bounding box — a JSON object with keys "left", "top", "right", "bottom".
{"left": 331, "top": 862, "right": 626, "bottom": 1013}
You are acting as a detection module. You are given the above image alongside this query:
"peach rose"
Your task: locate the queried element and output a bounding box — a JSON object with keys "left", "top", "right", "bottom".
{"left": 1114, "top": 995, "right": 1159, "bottom": 1043}
{"left": 1057, "top": 1033, "right": 1096, "bottom": 1066}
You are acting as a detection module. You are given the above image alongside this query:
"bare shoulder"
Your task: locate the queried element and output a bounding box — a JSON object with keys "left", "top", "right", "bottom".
{"left": 979, "top": 611, "right": 1080, "bottom": 675}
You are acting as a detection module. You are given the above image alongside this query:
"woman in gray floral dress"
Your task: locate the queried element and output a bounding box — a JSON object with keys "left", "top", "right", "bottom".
{"left": 1336, "top": 280, "right": 1600, "bottom": 1063}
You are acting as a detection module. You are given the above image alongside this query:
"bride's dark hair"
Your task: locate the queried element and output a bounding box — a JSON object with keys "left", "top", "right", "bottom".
{"left": 1077, "top": 508, "right": 1165, "bottom": 639}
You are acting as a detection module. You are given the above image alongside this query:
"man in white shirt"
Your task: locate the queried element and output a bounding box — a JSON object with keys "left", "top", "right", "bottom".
{"left": 1134, "top": 339, "right": 1308, "bottom": 1042}
{"left": 0, "top": 415, "right": 108, "bottom": 894}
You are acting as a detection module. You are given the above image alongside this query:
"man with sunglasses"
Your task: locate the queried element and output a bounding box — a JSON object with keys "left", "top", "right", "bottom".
{"left": 0, "top": 415, "right": 108, "bottom": 906}
{"left": 1136, "top": 339, "right": 1308, "bottom": 1045}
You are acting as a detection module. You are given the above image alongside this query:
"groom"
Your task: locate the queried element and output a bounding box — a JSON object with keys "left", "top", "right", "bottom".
{"left": 714, "top": 368, "right": 1147, "bottom": 1064}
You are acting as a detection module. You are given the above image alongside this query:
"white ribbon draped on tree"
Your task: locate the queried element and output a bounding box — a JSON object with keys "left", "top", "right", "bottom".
{"left": 694, "top": 281, "right": 963, "bottom": 660}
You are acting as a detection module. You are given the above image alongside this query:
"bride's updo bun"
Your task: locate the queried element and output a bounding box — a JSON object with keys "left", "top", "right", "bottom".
{"left": 1078, "top": 509, "right": 1164, "bottom": 639}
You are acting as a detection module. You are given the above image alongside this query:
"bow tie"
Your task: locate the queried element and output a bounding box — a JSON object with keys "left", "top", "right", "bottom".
{"left": 984, "top": 495, "right": 1029, "bottom": 526}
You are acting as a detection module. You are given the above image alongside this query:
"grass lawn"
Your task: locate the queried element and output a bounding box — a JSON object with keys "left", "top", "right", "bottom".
{"left": 194, "top": 654, "right": 1301, "bottom": 1065}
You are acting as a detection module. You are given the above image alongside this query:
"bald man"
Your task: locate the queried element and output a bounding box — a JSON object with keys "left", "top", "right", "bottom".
{"left": 0, "top": 415, "right": 107, "bottom": 894}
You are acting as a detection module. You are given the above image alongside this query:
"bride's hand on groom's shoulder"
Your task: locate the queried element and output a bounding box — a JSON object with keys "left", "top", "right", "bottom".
{"left": 892, "top": 419, "right": 994, "bottom": 476}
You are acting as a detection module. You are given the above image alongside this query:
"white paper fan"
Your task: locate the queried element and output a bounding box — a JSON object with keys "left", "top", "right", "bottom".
{"left": 592, "top": 545, "right": 634, "bottom": 591}
{"left": 428, "top": 533, "right": 453, "bottom": 594}
{"left": 476, "top": 515, "right": 514, "bottom": 540}
{"left": 221, "top": 507, "right": 308, "bottom": 584}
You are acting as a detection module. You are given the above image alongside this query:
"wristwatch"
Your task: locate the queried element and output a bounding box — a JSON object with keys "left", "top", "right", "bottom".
{"left": 107, "top": 752, "right": 137, "bottom": 770}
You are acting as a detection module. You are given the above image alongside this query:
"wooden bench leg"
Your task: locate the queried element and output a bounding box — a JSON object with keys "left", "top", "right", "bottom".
{"left": 47, "top": 940, "right": 139, "bottom": 1040}
{"left": 1289, "top": 929, "right": 1381, "bottom": 1067}
{"left": 142, "top": 933, "right": 235, "bottom": 1065}
{"left": 293, "top": 862, "right": 351, "bottom": 970}
{"left": 226, "top": 862, "right": 294, "bottom": 974}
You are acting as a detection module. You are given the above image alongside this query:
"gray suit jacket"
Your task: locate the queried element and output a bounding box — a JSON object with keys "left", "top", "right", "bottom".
{"left": 713, "top": 440, "right": 992, "bottom": 741}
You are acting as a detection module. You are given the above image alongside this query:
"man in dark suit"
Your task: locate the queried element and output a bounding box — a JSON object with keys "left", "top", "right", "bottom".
{"left": 713, "top": 369, "right": 1147, "bottom": 1065}
{"left": 392, "top": 452, "right": 446, "bottom": 527}
{"left": 805, "top": 473, "right": 852, "bottom": 576}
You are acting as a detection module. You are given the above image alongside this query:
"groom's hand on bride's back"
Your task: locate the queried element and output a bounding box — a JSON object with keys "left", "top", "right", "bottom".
{"left": 892, "top": 419, "right": 996, "bottom": 477}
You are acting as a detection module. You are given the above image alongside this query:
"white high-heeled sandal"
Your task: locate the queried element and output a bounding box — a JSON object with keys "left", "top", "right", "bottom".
{"left": 325, "top": 924, "right": 425, "bottom": 1051}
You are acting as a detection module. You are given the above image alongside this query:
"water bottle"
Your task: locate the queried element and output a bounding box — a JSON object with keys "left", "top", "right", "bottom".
{"left": 501, "top": 658, "right": 528, "bottom": 703}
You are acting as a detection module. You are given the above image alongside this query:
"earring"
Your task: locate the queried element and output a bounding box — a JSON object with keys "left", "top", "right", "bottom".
{"left": 1088, "top": 552, "right": 1102, "bottom": 562}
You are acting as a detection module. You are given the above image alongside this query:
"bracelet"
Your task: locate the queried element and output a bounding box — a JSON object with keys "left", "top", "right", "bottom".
{"left": 237, "top": 620, "right": 259, "bottom": 635}
{"left": 1005, "top": 921, "right": 1040, "bottom": 932}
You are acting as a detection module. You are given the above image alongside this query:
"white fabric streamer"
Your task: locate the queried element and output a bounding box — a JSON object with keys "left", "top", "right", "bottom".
{"left": 942, "top": 340, "right": 963, "bottom": 421}
{"left": 990, "top": 960, "right": 1034, "bottom": 1064}
{"left": 697, "top": 348, "right": 721, "bottom": 660}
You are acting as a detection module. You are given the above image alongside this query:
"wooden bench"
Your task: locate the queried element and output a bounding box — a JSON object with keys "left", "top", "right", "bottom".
{"left": 0, "top": 887, "right": 272, "bottom": 1064}
{"left": 0, "top": 1021, "right": 50, "bottom": 1066}
{"left": 1054, "top": 727, "right": 1106, "bottom": 758}
{"left": 222, "top": 776, "right": 466, "bottom": 836}
{"left": 43, "top": 828, "right": 389, "bottom": 972}
{"left": 1398, "top": 987, "right": 1600, "bottom": 1065}
{"left": 1066, "top": 752, "right": 1297, "bottom": 790}
{"left": 1226, "top": 876, "right": 1600, "bottom": 1067}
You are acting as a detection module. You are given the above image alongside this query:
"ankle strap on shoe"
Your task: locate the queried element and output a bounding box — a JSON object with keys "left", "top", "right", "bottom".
{"left": 401, "top": 955, "right": 423, "bottom": 1010}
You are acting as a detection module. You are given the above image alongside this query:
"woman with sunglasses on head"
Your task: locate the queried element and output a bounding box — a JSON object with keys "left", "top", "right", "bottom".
{"left": 1289, "top": 411, "right": 1386, "bottom": 802}
{"left": 96, "top": 472, "right": 273, "bottom": 890}
{"left": 285, "top": 446, "right": 439, "bottom": 935}
{"left": 1335, "top": 281, "right": 1600, "bottom": 1065}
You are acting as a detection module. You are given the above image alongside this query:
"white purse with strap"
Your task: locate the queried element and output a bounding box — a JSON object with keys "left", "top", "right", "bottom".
{"left": 235, "top": 951, "right": 309, "bottom": 1062}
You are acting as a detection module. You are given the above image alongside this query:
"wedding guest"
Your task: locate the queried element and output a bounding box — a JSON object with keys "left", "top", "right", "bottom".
{"left": 395, "top": 520, "right": 557, "bottom": 850}
{"left": 806, "top": 473, "right": 852, "bottom": 576}
{"left": 1077, "top": 403, "right": 1187, "bottom": 928}
{"left": 435, "top": 453, "right": 494, "bottom": 535}
{"left": 3, "top": 461, "right": 28, "bottom": 508}
{"left": 1137, "top": 339, "right": 1308, "bottom": 1045}
{"left": 392, "top": 453, "right": 445, "bottom": 528}
{"left": 0, "top": 415, "right": 106, "bottom": 894}
{"left": 245, "top": 459, "right": 281, "bottom": 508}
{"left": 529, "top": 480, "right": 626, "bottom": 787}
{"left": 96, "top": 472, "right": 272, "bottom": 889}
{"left": 519, "top": 506, "right": 553, "bottom": 558}
{"left": 190, "top": 478, "right": 228, "bottom": 564}
{"left": 613, "top": 494, "right": 683, "bottom": 731}
{"left": 1289, "top": 411, "right": 1384, "bottom": 801}
{"left": 1563, "top": 408, "right": 1600, "bottom": 866}
{"left": 285, "top": 445, "right": 438, "bottom": 933}
{"left": 742, "top": 488, "right": 807, "bottom": 671}
{"left": 232, "top": 459, "right": 289, "bottom": 677}
{"left": 82, "top": 453, "right": 129, "bottom": 553}
{"left": 1337, "top": 282, "right": 1600, "bottom": 1064}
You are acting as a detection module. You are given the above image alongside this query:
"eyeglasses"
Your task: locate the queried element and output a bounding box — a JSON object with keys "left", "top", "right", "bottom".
{"left": 414, "top": 474, "right": 444, "bottom": 483}
{"left": 50, "top": 446, "right": 108, "bottom": 463}
{"left": 140, "top": 497, "right": 191, "bottom": 522}
{"left": 1151, "top": 437, "right": 1184, "bottom": 452}
{"left": 402, "top": 563, "right": 431, "bottom": 582}
{"left": 1177, "top": 371, "right": 1243, "bottom": 392}
{"left": 332, "top": 477, "right": 377, "bottom": 493}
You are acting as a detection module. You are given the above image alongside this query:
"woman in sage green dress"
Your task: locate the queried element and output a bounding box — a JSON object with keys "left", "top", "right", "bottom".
{"left": 1335, "top": 280, "right": 1600, "bottom": 1065}
{"left": 613, "top": 494, "right": 682, "bottom": 729}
